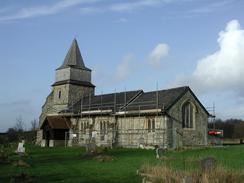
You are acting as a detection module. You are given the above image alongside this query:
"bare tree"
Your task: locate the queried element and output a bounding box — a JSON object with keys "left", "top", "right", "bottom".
{"left": 14, "top": 116, "right": 25, "bottom": 132}
{"left": 30, "top": 119, "right": 38, "bottom": 131}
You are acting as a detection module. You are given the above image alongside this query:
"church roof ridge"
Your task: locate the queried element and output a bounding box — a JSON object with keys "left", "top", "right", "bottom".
{"left": 143, "top": 86, "right": 189, "bottom": 94}
{"left": 94, "top": 89, "right": 144, "bottom": 97}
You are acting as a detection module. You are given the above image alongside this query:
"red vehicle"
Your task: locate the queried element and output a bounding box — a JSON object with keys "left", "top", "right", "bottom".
{"left": 208, "top": 129, "right": 223, "bottom": 137}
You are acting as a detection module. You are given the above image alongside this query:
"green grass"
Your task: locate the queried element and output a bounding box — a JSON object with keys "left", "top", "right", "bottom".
{"left": 0, "top": 145, "right": 244, "bottom": 183}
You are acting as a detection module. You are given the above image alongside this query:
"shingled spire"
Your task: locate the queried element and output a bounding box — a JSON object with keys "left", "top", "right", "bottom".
{"left": 57, "top": 39, "right": 89, "bottom": 70}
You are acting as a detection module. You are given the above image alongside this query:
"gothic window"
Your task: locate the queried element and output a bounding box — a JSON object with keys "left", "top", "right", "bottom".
{"left": 103, "top": 121, "right": 106, "bottom": 132}
{"left": 152, "top": 119, "right": 155, "bottom": 132}
{"left": 106, "top": 121, "right": 109, "bottom": 133}
{"left": 148, "top": 119, "right": 151, "bottom": 132}
{"left": 148, "top": 118, "right": 156, "bottom": 132}
{"left": 182, "top": 102, "right": 194, "bottom": 128}
{"left": 80, "top": 121, "right": 89, "bottom": 132}
{"left": 100, "top": 122, "right": 103, "bottom": 131}
{"left": 100, "top": 121, "right": 107, "bottom": 141}
{"left": 81, "top": 123, "right": 84, "bottom": 131}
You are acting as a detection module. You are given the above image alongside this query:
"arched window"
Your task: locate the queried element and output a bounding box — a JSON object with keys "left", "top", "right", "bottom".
{"left": 81, "top": 123, "right": 83, "bottom": 131}
{"left": 100, "top": 122, "right": 103, "bottom": 131}
{"left": 106, "top": 121, "right": 109, "bottom": 133}
{"left": 182, "top": 102, "right": 194, "bottom": 128}
{"left": 152, "top": 119, "right": 155, "bottom": 132}
{"left": 148, "top": 119, "right": 151, "bottom": 132}
{"left": 148, "top": 118, "right": 156, "bottom": 132}
{"left": 103, "top": 121, "right": 106, "bottom": 132}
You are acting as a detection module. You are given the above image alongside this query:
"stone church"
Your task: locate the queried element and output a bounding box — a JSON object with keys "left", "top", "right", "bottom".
{"left": 36, "top": 39, "right": 209, "bottom": 148}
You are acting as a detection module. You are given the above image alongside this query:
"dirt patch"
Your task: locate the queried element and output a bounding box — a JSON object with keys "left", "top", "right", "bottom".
{"left": 159, "top": 156, "right": 175, "bottom": 161}
{"left": 0, "top": 151, "right": 10, "bottom": 164}
{"left": 13, "top": 159, "right": 30, "bottom": 167}
{"left": 94, "top": 155, "right": 115, "bottom": 162}
{"left": 10, "top": 173, "right": 34, "bottom": 183}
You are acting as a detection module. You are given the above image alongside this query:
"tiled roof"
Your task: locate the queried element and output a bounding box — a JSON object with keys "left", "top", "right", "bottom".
{"left": 57, "top": 39, "right": 91, "bottom": 71}
{"left": 63, "top": 86, "right": 190, "bottom": 114}
{"left": 69, "top": 90, "right": 143, "bottom": 113}
{"left": 40, "top": 116, "right": 71, "bottom": 129}
{"left": 125, "top": 86, "right": 189, "bottom": 111}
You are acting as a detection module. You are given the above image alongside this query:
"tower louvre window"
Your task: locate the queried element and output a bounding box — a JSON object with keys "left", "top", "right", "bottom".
{"left": 58, "top": 90, "right": 61, "bottom": 99}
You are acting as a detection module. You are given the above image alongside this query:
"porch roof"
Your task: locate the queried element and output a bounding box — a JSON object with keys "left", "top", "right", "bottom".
{"left": 40, "top": 116, "right": 71, "bottom": 130}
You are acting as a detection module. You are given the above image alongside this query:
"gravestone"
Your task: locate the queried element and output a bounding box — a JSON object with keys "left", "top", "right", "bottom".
{"left": 182, "top": 176, "right": 193, "bottom": 183}
{"left": 200, "top": 157, "right": 216, "bottom": 172}
{"left": 138, "top": 137, "right": 145, "bottom": 149}
{"left": 155, "top": 146, "right": 166, "bottom": 159}
{"left": 16, "top": 140, "right": 25, "bottom": 154}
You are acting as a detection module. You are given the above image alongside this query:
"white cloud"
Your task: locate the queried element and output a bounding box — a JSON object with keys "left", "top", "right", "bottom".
{"left": 80, "top": 0, "right": 175, "bottom": 14}
{"left": 0, "top": 0, "right": 98, "bottom": 21}
{"left": 109, "top": 0, "right": 166, "bottom": 12}
{"left": 115, "top": 54, "right": 137, "bottom": 82}
{"left": 0, "top": 0, "right": 180, "bottom": 21}
{"left": 148, "top": 43, "right": 170, "bottom": 67}
{"left": 189, "top": 0, "right": 234, "bottom": 14}
{"left": 93, "top": 54, "right": 137, "bottom": 87}
{"left": 94, "top": 43, "right": 171, "bottom": 86}
{"left": 114, "top": 18, "right": 128, "bottom": 23}
{"left": 173, "top": 19, "right": 244, "bottom": 96}
{"left": 80, "top": 6, "right": 103, "bottom": 14}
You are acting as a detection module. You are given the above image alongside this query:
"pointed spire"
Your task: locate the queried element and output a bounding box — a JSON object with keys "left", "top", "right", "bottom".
{"left": 57, "top": 39, "right": 88, "bottom": 70}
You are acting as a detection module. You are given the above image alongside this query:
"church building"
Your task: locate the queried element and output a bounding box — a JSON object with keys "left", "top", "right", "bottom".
{"left": 36, "top": 39, "right": 210, "bottom": 148}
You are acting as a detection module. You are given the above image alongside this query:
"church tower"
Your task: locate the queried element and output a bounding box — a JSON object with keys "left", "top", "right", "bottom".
{"left": 52, "top": 39, "right": 95, "bottom": 111}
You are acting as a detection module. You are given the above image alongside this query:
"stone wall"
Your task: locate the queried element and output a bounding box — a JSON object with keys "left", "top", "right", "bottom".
{"left": 168, "top": 90, "right": 208, "bottom": 147}
{"left": 52, "top": 84, "right": 94, "bottom": 111}
{"left": 53, "top": 84, "right": 69, "bottom": 106}
{"left": 116, "top": 116, "right": 169, "bottom": 148}
{"left": 39, "top": 91, "right": 54, "bottom": 126}
{"left": 73, "top": 115, "right": 171, "bottom": 148}
{"left": 68, "top": 84, "right": 94, "bottom": 105}
{"left": 37, "top": 91, "right": 55, "bottom": 145}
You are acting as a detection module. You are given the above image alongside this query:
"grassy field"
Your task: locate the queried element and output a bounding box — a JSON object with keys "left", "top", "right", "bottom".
{"left": 0, "top": 145, "right": 244, "bottom": 183}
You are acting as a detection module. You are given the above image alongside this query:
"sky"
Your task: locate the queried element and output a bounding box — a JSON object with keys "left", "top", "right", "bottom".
{"left": 0, "top": 0, "right": 244, "bottom": 132}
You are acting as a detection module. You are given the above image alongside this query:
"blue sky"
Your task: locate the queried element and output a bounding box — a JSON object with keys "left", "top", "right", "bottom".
{"left": 0, "top": 0, "right": 244, "bottom": 131}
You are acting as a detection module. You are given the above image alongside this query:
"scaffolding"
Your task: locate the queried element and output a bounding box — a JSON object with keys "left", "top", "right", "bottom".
{"left": 63, "top": 85, "right": 210, "bottom": 148}
{"left": 206, "top": 103, "right": 223, "bottom": 146}
{"left": 63, "top": 84, "right": 172, "bottom": 148}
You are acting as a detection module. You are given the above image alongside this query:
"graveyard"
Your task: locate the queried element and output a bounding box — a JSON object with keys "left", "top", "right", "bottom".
{"left": 0, "top": 144, "right": 244, "bottom": 182}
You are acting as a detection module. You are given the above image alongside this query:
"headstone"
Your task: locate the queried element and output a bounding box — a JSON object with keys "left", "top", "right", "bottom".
{"left": 156, "top": 147, "right": 165, "bottom": 159}
{"left": 200, "top": 157, "right": 216, "bottom": 172}
{"left": 138, "top": 137, "right": 144, "bottom": 144}
{"left": 138, "top": 137, "right": 145, "bottom": 149}
{"left": 49, "top": 140, "right": 54, "bottom": 147}
{"left": 41, "top": 140, "right": 45, "bottom": 147}
{"left": 182, "top": 176, "right": 193, "bottom": 183}
{"left": 92, "top": 130, "right": 97, "bottom": 139}
{"left": 16, "top": 140, "right": 25, "bottom": 154}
